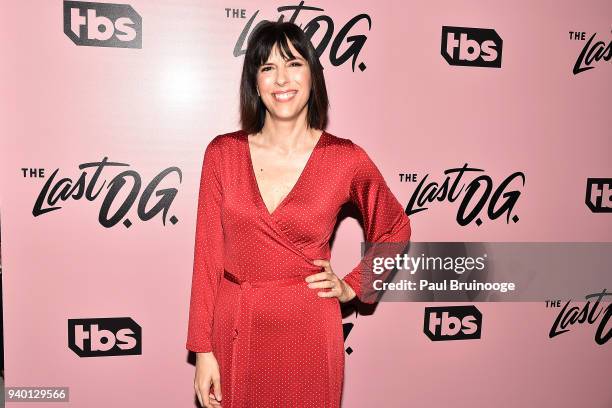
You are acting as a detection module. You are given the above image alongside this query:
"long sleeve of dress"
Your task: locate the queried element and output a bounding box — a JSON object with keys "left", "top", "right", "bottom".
{"left": 186, "top": 137, "right": 224, "bottom": 353}
{"left": 342, "top": 142, "right": 412, "bottom": 304}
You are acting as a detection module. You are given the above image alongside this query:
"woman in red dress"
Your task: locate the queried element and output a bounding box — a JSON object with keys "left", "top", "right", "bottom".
{"left": 186, "top": 21, "right": 411, "bottom": 408}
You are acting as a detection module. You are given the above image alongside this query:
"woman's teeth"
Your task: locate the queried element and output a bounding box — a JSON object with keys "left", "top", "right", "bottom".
{"left": 273, "top": 91, "right": 297, "bottom": 101}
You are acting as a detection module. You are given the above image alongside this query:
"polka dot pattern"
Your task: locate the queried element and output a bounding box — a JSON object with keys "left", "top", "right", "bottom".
{"left": 186, "top": 129, "right": 412, "bottom": 407}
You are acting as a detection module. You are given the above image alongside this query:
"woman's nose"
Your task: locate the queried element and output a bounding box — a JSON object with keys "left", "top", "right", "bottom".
{"left": 275, "top": 67, "right": 288, "bottom": 86}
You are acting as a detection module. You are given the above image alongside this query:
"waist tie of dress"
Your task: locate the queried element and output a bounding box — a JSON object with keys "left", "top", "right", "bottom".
{"left": 222, "top": 268, "right": 308, "bottom": 408}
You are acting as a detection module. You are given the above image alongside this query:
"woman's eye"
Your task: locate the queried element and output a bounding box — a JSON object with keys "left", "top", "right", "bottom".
{"left": 260, "top": 62, "right": 301, "bottom": 72}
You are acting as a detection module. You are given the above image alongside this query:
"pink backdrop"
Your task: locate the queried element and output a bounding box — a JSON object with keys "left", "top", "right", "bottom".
{"left": 1, "top": 0, "right": 610, "bottom": 407}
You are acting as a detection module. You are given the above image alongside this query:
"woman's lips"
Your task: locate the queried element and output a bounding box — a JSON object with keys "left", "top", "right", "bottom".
{"left": 272, "top": 90, "right": 297, "bottom": 102}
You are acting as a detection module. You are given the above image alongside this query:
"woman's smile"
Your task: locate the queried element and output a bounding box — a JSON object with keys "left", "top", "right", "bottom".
{"left": 272, "top": 90, "right": 298, "bottom": 102}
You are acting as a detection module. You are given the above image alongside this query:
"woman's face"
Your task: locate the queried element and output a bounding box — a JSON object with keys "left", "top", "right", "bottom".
{"left": 256, "top": 40, "right": 312, "bottom": 124}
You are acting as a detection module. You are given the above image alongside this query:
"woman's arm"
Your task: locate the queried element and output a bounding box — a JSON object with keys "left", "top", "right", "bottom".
{"left": 186, "top": 137, "right": 224, "bottom": 353}
{"left": 342, "top": 142, "right": 411, "bottom": 304}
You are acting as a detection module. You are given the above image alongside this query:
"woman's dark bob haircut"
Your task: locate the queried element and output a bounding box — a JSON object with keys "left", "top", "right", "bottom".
{"left": 239, "top": 20, "right": 329, "bottom": 135}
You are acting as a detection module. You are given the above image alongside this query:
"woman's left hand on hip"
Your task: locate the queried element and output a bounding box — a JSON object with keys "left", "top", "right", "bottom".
{"left": 306, "top": 259, "right": 356, "bottom": 303}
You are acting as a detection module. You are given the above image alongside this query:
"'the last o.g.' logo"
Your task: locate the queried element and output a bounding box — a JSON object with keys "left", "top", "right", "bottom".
{"left": 441, "top": 25, "right": 503, "bottom": 68}
{"left": 63, "top": 0, "right": 142, "bottom": 48}
{"left": 31, "top": 157, "right": 182, "bottom": 229}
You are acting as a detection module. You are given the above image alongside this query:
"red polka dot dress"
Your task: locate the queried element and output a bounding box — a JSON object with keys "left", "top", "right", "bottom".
{"left": 186, "top": 129, "right": 411, "bottom": 407}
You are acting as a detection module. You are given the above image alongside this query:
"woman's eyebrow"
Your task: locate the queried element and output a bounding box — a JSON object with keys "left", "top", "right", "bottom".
{"left": 261, "top": 57, "right": 305, "bottom": 65}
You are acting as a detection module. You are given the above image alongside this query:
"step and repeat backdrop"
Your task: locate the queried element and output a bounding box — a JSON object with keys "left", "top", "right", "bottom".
{"left": 1, "top": 0, "right": 610, "bottom": 407}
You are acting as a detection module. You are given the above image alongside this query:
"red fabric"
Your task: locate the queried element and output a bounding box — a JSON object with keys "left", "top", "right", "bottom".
{"left": 186, "top": 129, "right": 411, "bottom": 407}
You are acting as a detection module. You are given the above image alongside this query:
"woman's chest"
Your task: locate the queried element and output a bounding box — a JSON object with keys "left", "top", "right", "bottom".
{"left": 219, "top": 150, "right": 352, "bottom": 243}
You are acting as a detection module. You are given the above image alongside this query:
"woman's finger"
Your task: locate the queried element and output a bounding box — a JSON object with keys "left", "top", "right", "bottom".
{"left": 212, "top": 375, "right": 222, "bottom": 403}
{"left": 195, "top": 386, "right": 203, "bottom": 407}
{"left": 199, "top": 378, "right": 212, "bottom": 408}
{"left": 317, "top": 288, "right": 340, "bottom": 297}
{"left": 304, "top": 271, "right": 328, "bottom": 283}
{"left": 317, "top": 279, "right": 343, "bottom": 298}
{"left": 209, "top": 393, "right": 222, "bottom": 407}
{"left": 307, "top": 279, "right": 335, "bottom": 289}
{"left": 312, "top": 259, "right": 331, "bottom": 268}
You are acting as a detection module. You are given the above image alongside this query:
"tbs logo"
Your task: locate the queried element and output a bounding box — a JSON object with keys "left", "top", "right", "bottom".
{"left": 68, "top": 317, "right": 141, "bottom": 357}
{"left": 63, "top": 1, "right": 142, "bottom": 48}
{"left": 424, "top": 305, "right": 482, "bottom": 341}
{"left": 585, "top": 178, "right": 612, "bottom": 213}
{"left": 441, "top": 26, "right": 502, "bottom": 68}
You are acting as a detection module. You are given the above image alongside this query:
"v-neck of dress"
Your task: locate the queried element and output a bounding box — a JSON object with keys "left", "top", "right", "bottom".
{"left": 245, "top": 129, "right": 326, "bottom": 218}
